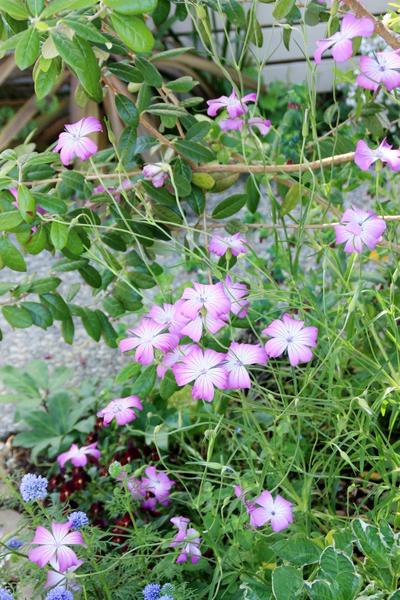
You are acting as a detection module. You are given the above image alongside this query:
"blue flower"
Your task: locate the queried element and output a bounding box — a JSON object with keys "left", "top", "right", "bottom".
{"left": 0, "top": 588, "right": 13, "bottom": 600}
{"left": 68, "top": 511, "right": 89, "bottom": 530}
{"left": 45, "top": 588, "right": 73, "bottom": 600}
{"left": 19, "top": 473, "right": 48, "bottom": 502}
{"left": 143, "top": 583, "right": 161, "bottom": 600}
{"left": 6, "top": 538, "right": 23, "bottom": 550}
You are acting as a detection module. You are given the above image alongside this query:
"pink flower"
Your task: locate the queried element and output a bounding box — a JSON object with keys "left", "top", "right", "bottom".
{"left": 28, "top": 522, "right": 84, "bottom": 572}
{"left": 45, "top": 560, "right": 83, "bottom": 590}
{"left": 119, "top": 320, "right": 179, "bottom": 365}
{"left": 142, "top": 163, "right": 169, "bottom": 188}
{"left": 180, "top": 282, "right": 231, "bottom": 319}
{"left": 249, "top": 490, "right": 293, "bottom": 532}
{"left": 57, "top": 443, "right": 100, "bottom": 469}
{"left": 354, "top": 139, "right": 400, "bottom": 172}
{"left": 207, "top": 89, "right": 257, "bottom": 118}
{"left": 97, "top": 395, "right": 143, "bottom": 426}
{"left": 209, "top": 232, "right": 248, "bottom": 257}
{"left": 141, "top": 466, "right": 175, "bottom": 507}
{"left": 172, "top": 346, "right": 228, "bottom": 402}
{"left": 170, "top": 516, "right": 201, "bottom": 564}
{"left": 225, "top": 342, "right": 267, "bottom": 389}
{"left": 263, "top": 313, "right": 318, "bottom": 367}
{"left": 54, "top": 117, "right": 102, "bottom": 166}
{"left": 179, "top": 311, "right": 228, "bottom": 342}
{"left": 356, "top": 51, "right": 400, "bottom": 91}
{"left": 314, "top": 13, "right": 374, "bottom": 64}
{"left": 248, "top": 117, "right": 271, "bottom": 135}
{"left": 219, "top": 117, "right": 271, "bottom": 135}
{"left": 145, "top": 301, "right": 189, "bottom": 336}
{"left": 224, "top": 276, "right": 249, "bottom": 318}
{"left": 157, "top": 343, "right": 196, "bottom": 378}
{"left": 334, "top": 207, "right": 386, "bottom": 253}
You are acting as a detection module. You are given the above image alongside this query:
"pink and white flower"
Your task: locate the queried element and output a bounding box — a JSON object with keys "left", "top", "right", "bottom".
{"left": 97, "top": 395, "right": 143, "bottom": 426}
{"left": 57, "top": 443, "right": 100, "bottom": 469}
{"left": 356, "top": 51, "right": 400, "bottom": 91}
{"left": 314, "top": 13, "right": 374, "bottom": 64}
{"left": 28, "top": 522, "right": 84, "bottom": 572}
{"left": 219, "top": 116, "right": 271, "bottom": 135}
{"left": 157, "top": 344, "right": 196, "bottom": 379}
{"left": 141, "top": 466, "right": 175, "bottom": 508}
{"left": 54, "top": 117, "right": 102, "bottom": 166}
{"left": 119, "top": 320, "right": 179, "bottom": 365}
{"left": 145, "top": 301, "right": 189, "bottom": 336}
{"left": 263, "top": 313, "right": 318, "bottom": 367}
{"left": 179, "top": 311, "right": 228, "bottom": 343}
{"left": 45, "top": 561, "right": 83, "bottom": 590}
{"left": 142, "top": 163, "right": 169, "bottom": 188}
{"left": 170, "top": 516, "right": 201, "bottom": 564}
{"left": 207, "top": 89, "right": 257, "bottom": 118}
{"left": 354, "top": 139, "right": 400, "bottom": 172}
{"left": 209, "top": 232, "right": 248, "bottom": 257}
{"left": 224, "top": 342, "right": 267, "bottom": 389}
{"left": 172, "top": 346, "right": 228, "bottom": 402}
{"left": 224, "top": 276, "right": 249, "bottom": 318}
{"left": 334, "top": 207, "right": 386, "bottom": 253}
{"left": 179, "top": 282, "right": 231, "bottom": 319}
{"left": 248, "top": 490, "right": 293, "bottom": 532}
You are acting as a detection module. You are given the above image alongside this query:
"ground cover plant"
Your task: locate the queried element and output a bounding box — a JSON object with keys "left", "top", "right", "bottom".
{"left": 1, "top": 0, "right": 400, "bottom": 598}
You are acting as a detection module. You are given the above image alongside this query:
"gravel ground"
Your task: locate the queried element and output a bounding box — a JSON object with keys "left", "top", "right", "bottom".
{"left": 0, "top": 250, "right": 126, "bottom": 438}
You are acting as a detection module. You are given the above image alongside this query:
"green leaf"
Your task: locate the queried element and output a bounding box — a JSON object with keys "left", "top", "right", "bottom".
{"left": 185, "top": 120, "right": 211, "bottom": 141}
{"left": 246, "top": 176, "right": 260, "bottom": 213}
{"left": 104, "top": 0, "right": 157, "bottom": 15}
{"left": 319, "top": 547, "right": 361, "bottom": 600}
{"left": 15, "top": 27, "right": 40, "bottom": 69}
{"left": 80, "top": 308, "right": 102, "bottom": 341}
{"left": 22, "top": 301, "right": 53, "bottom": 329}
{"left": 212, "top": 193, "right": 247, "bottom": 219}
{"left": 17, "top": 184, "right": 36, "bottom": 223}
{"left": 135, "top": 56, "right": 162, "bottom": 86}
{"left": 28, "top": 277, "right": 61, "bottom": 293}
{"left": 352, "top": 519, "right": 391, "bottom": 567}
{"left": 0, "top": 0, "right": 29, "bottom": 20}
{"left": 109, "top": 13, "right": 154, "bottom": 53}
{"left": 61, "top": 316, "right": 74, "bottom": 344}
{"left": 2, "top": 305, "right": 33, "bottom": 328}
{"left": 167, "top": 76, "right": 197, "bottom": 93}
{"left": 50, "top": 221, "right": 69, "bottom": 250}
{"left": 63, "top": 18, "right": 110, "bottom": 45}
{"left": 27, "top": 0, "right": 44, "bottom": 16}
{"left": 0, "top": 211, "right": 23, "bottom": 230}
{"left": 51, "top": 31, "right": 102, "bottom": 101}
{"left": 119, "top": 126, "right": 137, "bottom": 167}
{"left": 42, "top": 0, "right": 97, "bottom": 18}
{"left": 186, "top": 186, "right": 205, "bottom": 215}
{"left": 34, "top": 57, "right": 61, "bottom": 99}
{"left": 273, "top": 0, "right": 296, "bottom": 20}
{"left": 281, "top": 183, "right": 301, "bottom": 216}
{"left": 272, "top": 535, "right": 321, "bottom": 567}
{"left": 115, "top": 362, "right": 141, "bottom": 384}
{"left": 95, "top": 309, "right": 118, "bottom": 347}
{"left": 305, "top": 580, "right": 335, "bottom": 600}
{"left": 115, "top": 94, "right": 139, "bottom": 127}
{"left": 78, "top": 265, "right": 102, "bottom": 288}
{"left": 131, "top": 365, "right": 156, "bottom": 396}
{"left": 159, "top": 370, "right": 179, "bottom": 400}
{"left": 272, "top": 566, "right": 303, "bottom": 600}
{"left": 40, "top": 292, "right": 70, "bottom": 320}
{"left": 175, "top": 140, "right": 215, "bottom": 163}
{"left": 0, "top": 238, "right": 26, "bottom": 271}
